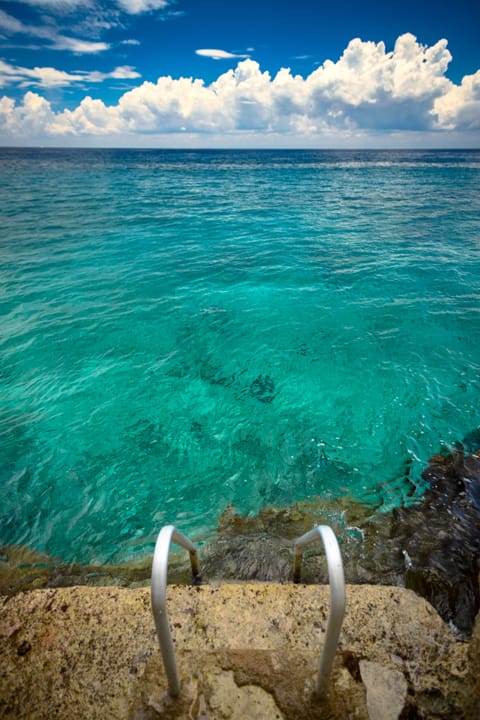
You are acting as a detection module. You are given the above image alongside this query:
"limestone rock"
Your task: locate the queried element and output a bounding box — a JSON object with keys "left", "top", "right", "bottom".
{"left": 0, "top": 584, "right": 472, "bottom": 719}
{"left": 359, "top": 660, "right": 407, "bottom": 720}
{"left": 466, "top": 608, "right": 480, "bottom": 718}
{"left": 206, "top": 670, "right": 283, "bottom": 719}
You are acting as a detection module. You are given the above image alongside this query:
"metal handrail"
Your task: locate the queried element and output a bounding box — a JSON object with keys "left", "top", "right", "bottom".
{"left": 150, "top": 524, "right": 202, "bottom": 697}
{"left": 293, "top": 525, "right": 346, "bottom": 699}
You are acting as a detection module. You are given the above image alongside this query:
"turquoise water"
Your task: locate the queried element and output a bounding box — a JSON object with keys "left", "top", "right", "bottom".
{"left": 1, "top": 148, "right": 480, "bottom": 564}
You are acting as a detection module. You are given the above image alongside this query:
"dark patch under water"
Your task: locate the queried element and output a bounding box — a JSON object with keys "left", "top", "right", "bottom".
{"left": 249, "top": 374, "right": 277, "bottom": 403}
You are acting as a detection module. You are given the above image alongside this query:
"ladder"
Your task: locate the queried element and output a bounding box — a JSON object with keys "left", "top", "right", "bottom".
{"left": 151, "top": 523, "right": 346, "bottom": 701}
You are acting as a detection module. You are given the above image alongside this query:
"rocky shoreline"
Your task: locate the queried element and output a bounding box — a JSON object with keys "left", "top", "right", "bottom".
{"left": 2, "top": 448, "right": 480, "bottom": 639}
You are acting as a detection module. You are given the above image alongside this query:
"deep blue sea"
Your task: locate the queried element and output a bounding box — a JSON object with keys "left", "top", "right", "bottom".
{"left": 1, "top": 148, "right": 479, "bottom": 565}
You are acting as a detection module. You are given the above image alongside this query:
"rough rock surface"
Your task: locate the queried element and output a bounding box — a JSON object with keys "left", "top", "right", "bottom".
{"left": 466, "top": 610, "right": 480, "bottom": 719}
{"left": 359, "top": 661, "right": 408, "bottom": 720}
{"left": 0, "top": 583, "right": 476, "bottom": 719}
{"left": 393, "top": 450, "right": 480, "bottom": 636}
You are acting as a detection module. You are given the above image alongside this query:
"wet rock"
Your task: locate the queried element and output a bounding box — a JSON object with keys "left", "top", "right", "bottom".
{"left": 208, "top": 448, "right": 480, "bottom": 637}
{"left": 0, "top": 544, "right": 167, "bottom": 595}
{"left": 204, "top": 499, "right": 378, "bottom": 584}
{"left": 391, "top": 450, "right": 480, "bottom": 636}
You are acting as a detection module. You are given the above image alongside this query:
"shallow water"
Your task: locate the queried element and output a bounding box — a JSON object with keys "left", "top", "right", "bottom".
{"left": 1, "top": 148, "right": 480, "bottom": 564}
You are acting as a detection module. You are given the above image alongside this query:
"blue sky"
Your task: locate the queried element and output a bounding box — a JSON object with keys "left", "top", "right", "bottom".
{"left": 0, "top": 0, "right": 479, "bottom": 146}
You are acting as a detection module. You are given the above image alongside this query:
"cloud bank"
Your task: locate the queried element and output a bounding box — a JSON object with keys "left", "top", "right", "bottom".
{"left": 1, "top": 34, "right": 479, "bottom": 145}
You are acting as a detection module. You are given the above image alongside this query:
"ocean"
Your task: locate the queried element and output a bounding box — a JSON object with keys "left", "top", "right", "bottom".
{"left": 1, "top": 147, "right": 479, "bottom": 565}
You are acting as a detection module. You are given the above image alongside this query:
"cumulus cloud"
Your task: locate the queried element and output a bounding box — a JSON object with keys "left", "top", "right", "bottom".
{"left": 0, "top": 91, "right": 57, "bottom": 136}
{"left": 195, "top": 49, "right": 251, "bottom": 61}
{"left": 1, "top": 34, "right": 479, "bottom": 143}
{"left": 301, "top": 34, "right": 453, "bottom": 131}
{"left": 433, "top": 71, "right": 480, "bottom": 130}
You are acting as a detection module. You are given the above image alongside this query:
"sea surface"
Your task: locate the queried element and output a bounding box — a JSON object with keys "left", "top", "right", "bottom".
{"left": 1, "top": 148, "right": 479, "bottom": 565}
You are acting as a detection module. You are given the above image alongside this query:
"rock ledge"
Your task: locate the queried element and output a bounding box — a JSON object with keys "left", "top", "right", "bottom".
{"left": 1, "top": 583, "right": 478, "bottom": 719}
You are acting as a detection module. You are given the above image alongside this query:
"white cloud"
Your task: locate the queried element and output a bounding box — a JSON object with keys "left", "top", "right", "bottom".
{"left": 1, "top": 34, "right": 479, "bottom": 145}
{"left": 53, "top": 95, "right": 125, "bottom": 134}
{"left": 0, "top": 10, "right": 25, "bottom": 34}
{"left": 51, "top": 36, "right": 109, "bottom": 53}
{"left": 107, "top": 65, "right": 141, "bottom": 80}
{"left": 24, "top": 66, "right": 85, "bottom": 87}
{"left": 0, "top": 91, "right": 57, "bottom": 136}
{"left": 433, "top": 71, "right": 480, "bottom": 130}
{"left": 116, "top": 0, "right": 169, "bottom": 13}
{"left": 1, "top": 0, "right": 172, "bottom": 58}
{"left": 0, "top": 8, "right": 109, "bottom": 54}
{"left": 0, "top": 60, "right": 26, "bottom": 86}
{"left": 0, "top": 59, "right": 140, "bottom": 88}
{"left": 13, "top": 0, "right": 169, "bottom": 10}
{"left": 15, "top": 0, "right": 91, "bottom": 8}
{"left": 195, "top": 49, "right": 251, "bottom": 61}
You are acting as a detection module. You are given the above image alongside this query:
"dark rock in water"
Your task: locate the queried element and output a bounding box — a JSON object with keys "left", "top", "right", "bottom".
{"left": 390, "top": 450, "right": 480, "bottom": 637}
{"left": 249, "top": 374, "right": 276, "bottom": 403}
{"left": 204, "top": 500, "right": 394, "bottom": 586}
{"left": 207, "top": 450, "right": 480, "bottom": 637}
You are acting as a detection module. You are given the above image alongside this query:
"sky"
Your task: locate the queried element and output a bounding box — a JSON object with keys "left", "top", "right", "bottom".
{"left": 0, "top": 0, "right": 479, "bottom": 147}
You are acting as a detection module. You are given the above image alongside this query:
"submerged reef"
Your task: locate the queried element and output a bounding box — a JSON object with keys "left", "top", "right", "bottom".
{"left": 1, "top": 446, "right": 480, "bottom": 637}
{"left": 249, "top": 374, "right": 277, "bottom": 403}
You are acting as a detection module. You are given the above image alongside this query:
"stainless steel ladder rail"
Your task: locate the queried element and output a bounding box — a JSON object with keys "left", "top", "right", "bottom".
{"left": 150, "top": 524, "right": 202, "bottom": 698}
{"left": 293, "top": 525, "right": 346, "bottom": 699}
{"left": 151, "top": 523, "right": 343, "bottom": 700}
